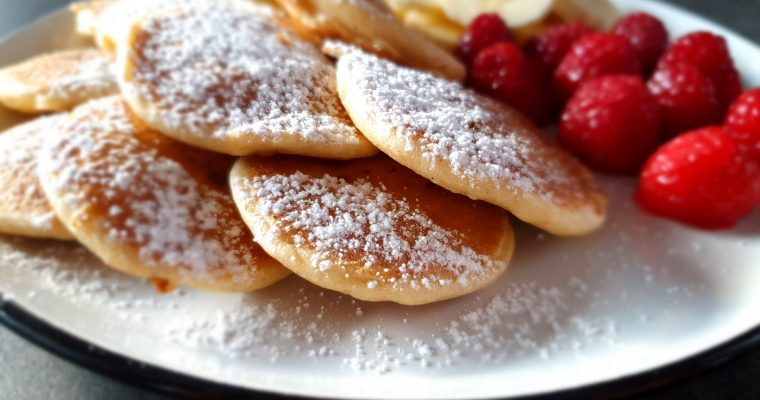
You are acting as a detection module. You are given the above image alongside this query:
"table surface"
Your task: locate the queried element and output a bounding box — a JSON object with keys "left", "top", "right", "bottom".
{"left": 1, "top": 0, "right": 759, "bottom": 399}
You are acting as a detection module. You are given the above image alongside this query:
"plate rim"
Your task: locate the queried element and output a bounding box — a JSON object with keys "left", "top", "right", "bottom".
{"left": 0, "top": 1, "right": 759, "bottom": 399}
{"left": 2, "top": 297, "right": 759, "bottom": 400}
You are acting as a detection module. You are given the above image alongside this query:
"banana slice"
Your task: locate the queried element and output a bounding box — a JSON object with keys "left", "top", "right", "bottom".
{"left": 401, "top": 7, "right": 463, "bottom": 50}
{"left": 552, "top": 0, "right": 619, "bottom": 29}
{"left": 437, "top": 0, "right": 554, "bottom": 27}
{"left": 386, "top": 0, "right": 439, "bottom": 8}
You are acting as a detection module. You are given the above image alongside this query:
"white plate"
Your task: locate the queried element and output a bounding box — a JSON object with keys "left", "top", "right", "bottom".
{"left": 1, "top": 1, "right": 759, "bottom": 399}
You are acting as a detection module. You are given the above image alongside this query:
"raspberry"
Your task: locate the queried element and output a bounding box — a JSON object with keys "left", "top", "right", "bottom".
{"left": 456, "top": 13, "right": 514, "bottom": 66}
{"left": 660, "top": 31, "right": 742, "bottom": 111}
{"left": 471, "top": 42, "right": 553, "bottom": 125}
{"left": 612, "top": 12, "right": 668, "bottom": 74}
{"left": 648, "top": 61, "right": 722, "bottom": 138}
{"left": 554, "top": 33, "right": 642, "bottom": 98}
{"left": 523, "top": 21, "right": 595, "bottom": 76}
{"left": 560, "top": 75, "right": 660, "bottom": 174}
{"left": 725, "top": 88, "right": 760, "bottom": 160}
{"left": 636, "top": 127, "right": 760, "bottom": 229}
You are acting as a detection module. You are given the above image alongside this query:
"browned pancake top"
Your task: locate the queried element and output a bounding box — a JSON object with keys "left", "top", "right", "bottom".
{"left": 38, "top": 97, "right": 287, "bottom": 289}
{"left": 233, "top": 155, "right": 512, "bottom": 291}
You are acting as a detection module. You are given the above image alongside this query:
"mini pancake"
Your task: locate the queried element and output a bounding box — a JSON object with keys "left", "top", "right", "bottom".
{"left": 230, "top": 155, "right": 514, "bottom": 305}
{"left": 275, "top": 0, "right": 466, "bottom": 82}
{"left": 72, "top": 0, "right": 280, "bottom": 52}
{"left": 117, "top": 0, "right": 377, "bottom": 158}
{"left": 80, "top": 0, "right": 196, "bottom": 54}
{"left": 0, "top": 116, "right": 74, "bottom": 240}
{"left": 37, "top": 96, "right": 291, "bottom": 292}
{"left": 0, "top": 49, "right": 118, "bottom": 113}
{"left": 334, "top": 48, "right": 607, "bottom": 236}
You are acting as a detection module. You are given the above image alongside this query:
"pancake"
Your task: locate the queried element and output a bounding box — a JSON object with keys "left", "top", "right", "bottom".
{"left": 0, "top": 116, "right": 74, "bottom": 240}
{"left": 72, "top": 0, "right": 280, "bottom": 52}
{"left": 85, "top": 0, "right": 196, "bottom": 54}
{"left": 334, "top": 47, "right": 607, "bottom": 236}
{"left": 274, "top": 0, "right": 465, "bottom": 82}
{"left": 230, "top": 155, "right": 514, "bottom": 305}
{"left": 116, "top": 0, "right": 377, "bottom": 158}
{"left": 37, "top": 96, "right": 291, "bottom": 292}
{"left": 0, "top": 49, "right": 118, "bottom": 113}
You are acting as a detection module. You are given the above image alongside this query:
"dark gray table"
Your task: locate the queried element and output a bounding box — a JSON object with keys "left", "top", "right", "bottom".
{"left": 1, "top": 0, "right": 758, "bottom": 399}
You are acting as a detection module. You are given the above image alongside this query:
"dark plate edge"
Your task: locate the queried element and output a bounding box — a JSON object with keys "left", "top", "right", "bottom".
{"left": 1, "top": 296, "right": 759, "bottom": 400}
{"left": 0, "top": 1, "right": 758, "bottom": 400}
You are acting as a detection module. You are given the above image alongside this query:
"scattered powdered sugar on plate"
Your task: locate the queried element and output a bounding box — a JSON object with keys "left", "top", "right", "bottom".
{"left": 337, "top": 48, "right": 596, "bottom": 203}
{"left": 0, "top": 237, "right": 169, "bottom": 323}
{"left": 126, "top": 0, "right": 359, "bottom": 144}
{"left": 0, "top": 175, "right": 739, "bottom": 379}
{"left": 0, "top": 238, "right": 619, "bottom": 375}
{"left": 164, "top": 278, "right": 618, "bottom": 374}
{"left": 235, "top": 171, "right": 504, "bottom": 291}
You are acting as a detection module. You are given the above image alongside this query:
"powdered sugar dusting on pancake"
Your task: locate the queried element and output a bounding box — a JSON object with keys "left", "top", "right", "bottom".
{"left": 45, "top": 49, "right": 117, "bottom": 104}
{"left": 336, "top": 48, "right": 600, "bottom": 205}
{"left": 0, "top": 49, "right": 118, "bottom": 111}
{"left": 0, "top": 116, "right": 67, "bottom": 232}
{"left": 233, "top": 170, "right": 506, "bottom": 291}
{"left": 37, "top": 97, "right": 282, "bottom": 286}
{"left": 124, "top": 1, "right": 361, "bottom": 148}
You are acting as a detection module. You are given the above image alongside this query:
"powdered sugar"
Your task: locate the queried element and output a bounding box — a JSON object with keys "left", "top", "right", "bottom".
{"left": 0, "top": 48, "right": 117, "bottom": 109}
{"left": 233, "top": 170, "right": 504, "bottom": 291}
{"left": 46, "top": 49, "right": 117, "bottom": 103}
{"left": 124, "top": 0, "right": 360, "bottom": 146}
{"left": 164, "top": 278, "right": 619, "bottom": 374}
{"left": 0, "top": 116, "right": 65, "bottom": 230}
{"left": 36, "top": 97, "right": 266, "bottom": 283}
{"left": 337, "top": 48, "right": 595, "bottom": 204}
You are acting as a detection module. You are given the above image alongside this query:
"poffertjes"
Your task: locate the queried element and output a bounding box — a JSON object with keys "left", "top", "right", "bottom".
{"left": 230, "top": 155, "right": 514, "bottom": 305}
{"left": 0, "top": 49, "right": 118, "bottom": 113}
{"left": 117, "top": 0, "right": 377, "bottom": 158}
{"left": 74, "top": 0, "right": 198, "bottom": 53}
{"left": 37, "top": 96, "right": 291, "bottom": 292}
{"left": 0, "top": 116, "right": 74, "bottom": 240}
{"left": 331, "top": 46, "right": 607, "bottom": 236}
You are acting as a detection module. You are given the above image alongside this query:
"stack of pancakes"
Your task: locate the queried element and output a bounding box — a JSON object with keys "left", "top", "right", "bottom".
{"left": 0, "top": 0, "right": 607, "bottom": 305}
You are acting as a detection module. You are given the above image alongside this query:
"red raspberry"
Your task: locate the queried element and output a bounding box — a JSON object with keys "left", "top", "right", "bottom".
{"left": 612, "top": 12, "right": 668, "bottom": 74}
{"left": 648, "top": 61, "right": 722, "bottom": 138}
{"left": 554, "top": 33, "right": 642, "bottom": 98}
{"left": 660, "top": 31, "right": 742, "bottom": 111}
{"left": 725, "top": 88, "right": 760, "bottom": 159}
{"left": 471, "top": 42, "right": 553, "bottom": 125}
{"left": 636, "top": 127, "right": 760, "bottom": 229}
{"left": 456, "top": 13, "right": 514, "bottom": 66}
{"left": 523, "top": 21, "right": 595, "bottom": 76}
{"left": 560, "top": 75, "right": 660, "bottom": 174}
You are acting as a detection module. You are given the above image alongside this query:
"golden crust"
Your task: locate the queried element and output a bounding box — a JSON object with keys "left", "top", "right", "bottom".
{"left": 0, "top": 49, "right": 118, "bottom": 113}
{"left": 336, "top": 50, "right": 607, "bottom": 236}
{"left": 37, "top": 97, "right": 290, "bottom": 292}
{"left": 0, "top": 117, "right": 73, "bottom": 240}
{"left": 275, "top": 0, "right": 466, "bottom": 82}
{"left": 230, "top": 155, "right": 514, "bottom": 305}
{"left": 116, "top": 2, "right": 377, "bottom": 159}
